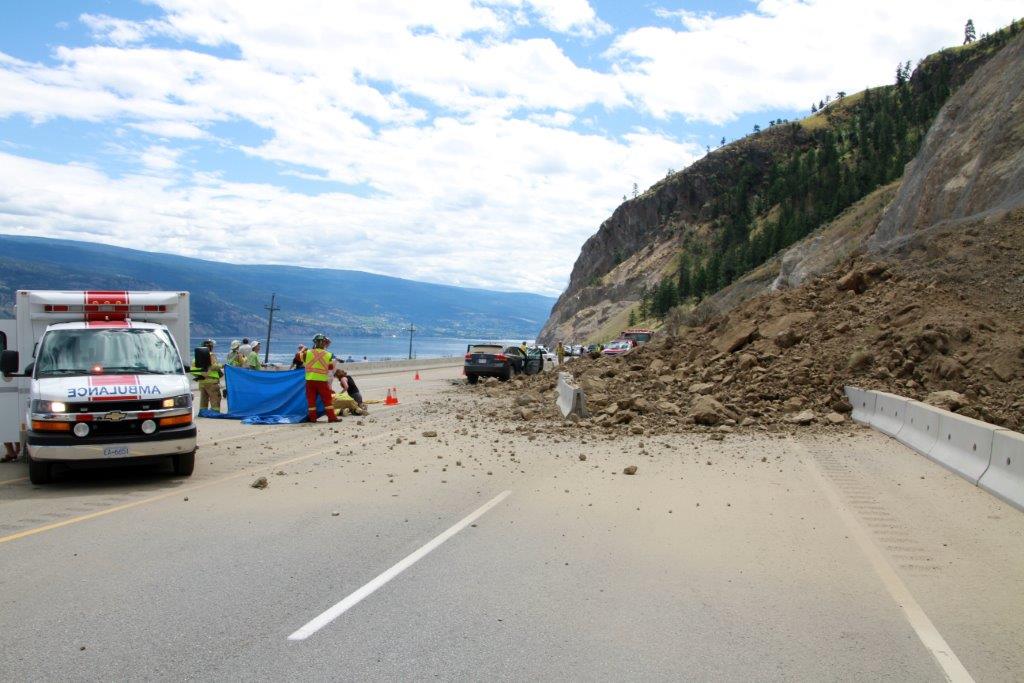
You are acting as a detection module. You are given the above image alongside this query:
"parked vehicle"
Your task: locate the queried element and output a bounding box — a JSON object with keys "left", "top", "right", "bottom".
{"left": 601, "top": 339, "right": 633, "bottom": 356}
{"left": 464, "top": 343, "right": 543, "bottom": 383}
{"left": 536, "top": 346, "right": 557, "bottom": 364}
{"left": 0, "top": 290, "right": 196, "bottom": 484}
{"left": 621, "top": 328, "right": 654, "bottom": 346}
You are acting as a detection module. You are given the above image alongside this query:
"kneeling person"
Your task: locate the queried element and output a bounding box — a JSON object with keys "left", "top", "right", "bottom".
{"left": 332, "top": 369, "right": 366, "bottom": 416}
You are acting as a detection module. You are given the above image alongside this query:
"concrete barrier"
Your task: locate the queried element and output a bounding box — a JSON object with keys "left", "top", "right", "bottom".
{"left": 556, "top": 373, "right": 588, "bottom": 419}
{"left": 845, "top": 386, "right": 876, "bottom": 424}
{"left": 928, "top": 411, "right": 997, "bottom": 485}
{"left": 869, "top": 391, "right": 908, "bottom": 438}
{"left": 899, "top": 400, "right": 940, "bottom": 456}
{"left": 978, "top": 430, "right": 1024, "bottom": 511}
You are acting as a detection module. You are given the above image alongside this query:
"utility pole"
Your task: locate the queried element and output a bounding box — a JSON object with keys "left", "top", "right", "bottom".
{"left": 263, "top": 293, "right": 280, "bottom": 365}
{"left": 406, "top": 323, "right": 416, "bottom": 360}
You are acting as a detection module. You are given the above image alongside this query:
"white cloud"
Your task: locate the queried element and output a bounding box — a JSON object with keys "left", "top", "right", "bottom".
{"left": 0, "top": 0, "right": 1017, "bottom": 295}
{"left": 613, "top": 0, "right": 1023, "bottom": 122}
{"left": 139, "top": 144, "right": 183, "bottom": 170}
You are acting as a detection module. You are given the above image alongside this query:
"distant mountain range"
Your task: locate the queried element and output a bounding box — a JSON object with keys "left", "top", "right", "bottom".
{"left": 0, "top": 235, "right": 555, "bottom": 338}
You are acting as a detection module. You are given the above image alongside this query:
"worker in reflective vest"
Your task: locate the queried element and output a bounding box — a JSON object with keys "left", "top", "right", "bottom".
{"left": 304, "top": 334, "right": 338, "bottom": 423}
{"left": 190, "top": 339, "right": 223, "bottom": 412}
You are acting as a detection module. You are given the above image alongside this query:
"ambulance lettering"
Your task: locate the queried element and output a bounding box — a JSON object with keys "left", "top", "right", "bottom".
{"left": 67, "top": 384, "right": 162, "bottom": 399}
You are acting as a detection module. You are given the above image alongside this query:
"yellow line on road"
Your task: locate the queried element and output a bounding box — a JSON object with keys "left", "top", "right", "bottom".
{"left": 0, "top": 476, "right": 27, "bottom": 486}
{"left": 0, "top": 430, "right": 393, "bottom": 546}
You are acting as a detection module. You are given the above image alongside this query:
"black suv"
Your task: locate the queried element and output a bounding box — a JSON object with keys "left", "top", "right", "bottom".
{"left": 464, "top": 344, "right": 543, "bottom": 383}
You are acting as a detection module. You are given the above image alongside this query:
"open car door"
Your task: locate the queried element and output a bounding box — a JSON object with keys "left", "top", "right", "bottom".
{"left": 524, "top": 349, "right": 544, "bottom": 375}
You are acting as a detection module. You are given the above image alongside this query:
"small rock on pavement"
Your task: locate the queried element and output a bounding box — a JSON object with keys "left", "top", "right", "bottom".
{"left": 825, "top": 412, "right": 847, "bottom": 424}
{"left": 331, "top": 511, "right": 340, "bottom": 517}
{"left": 519, "top": 408, "right": 534, "bottom": 421}
{"left": 623, "top": 465, "right": 638, "bottom": 475}
{"left": 422, "top": 430, "right": 438, "bottom": 437}
{"left": 251, "top": 476, "right": 268, "bottom": 489}
{"left": 578, "top": 454, "right": 587, "bottom": 461}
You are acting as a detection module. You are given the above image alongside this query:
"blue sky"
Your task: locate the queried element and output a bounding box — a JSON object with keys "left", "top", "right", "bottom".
{"left": 0, "top": 1, "right": 1018, "bottom": 294}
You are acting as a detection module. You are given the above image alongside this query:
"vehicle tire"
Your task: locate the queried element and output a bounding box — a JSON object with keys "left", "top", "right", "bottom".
{"left": 28, "top": 456, "right": 52, "bottom": 485}
{"left": 172, "top": 451, "right": 196, "bottom": 477}
{"left": 466, "top": 373, "right": 478, "bottom": 384}
{"left": 500, "top": 366, "right": 512, "bottom": 381}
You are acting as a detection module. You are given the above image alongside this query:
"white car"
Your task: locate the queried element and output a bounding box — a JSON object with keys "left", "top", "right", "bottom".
{"left": 534, "top": 346, "right": 557, "bottom": 364}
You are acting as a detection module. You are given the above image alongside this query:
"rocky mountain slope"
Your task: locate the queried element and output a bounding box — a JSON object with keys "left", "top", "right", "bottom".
{"left": 485, "top": 30, "right": 1024, "bottom": 436}
{"left": 540, "top": 20, "right": 1024, "bottom": 346}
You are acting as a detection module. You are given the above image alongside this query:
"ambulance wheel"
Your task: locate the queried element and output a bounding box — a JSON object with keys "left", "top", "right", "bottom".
{"left": 466, "top": 373, "right": 478, "bottom": 384}
{"left": 173, "top": 451, "right": 195, "bottom": 477}
{"left": 28, "top": 457, "right": 52, "bottom": 485}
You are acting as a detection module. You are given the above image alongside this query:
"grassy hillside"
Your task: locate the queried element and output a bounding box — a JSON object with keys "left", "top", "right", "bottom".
{"left": 0, "top": 236, "right": 554, "bottom": 338}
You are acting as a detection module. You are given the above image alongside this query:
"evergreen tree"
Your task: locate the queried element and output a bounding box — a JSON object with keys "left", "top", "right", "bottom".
{"left": 676, "top": 256, "right": 691, "bottom": 300}
{"left": 627, "top": 309, "right": 637, "bottom": 327}
{"left": 632, "top": 182, "right": 639, "bottom": 198}
{"left": 720, "top": 136, "right": 726, "bottom": 146}
{"left": 964, "top": 19, "right": 976, "bottom": 44}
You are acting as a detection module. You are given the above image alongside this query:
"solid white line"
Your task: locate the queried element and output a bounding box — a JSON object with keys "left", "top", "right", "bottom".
{"left": 791, "top": 439, "right": 974, "bottom": 683}
{"left": 287, "top": 489, "right": 512, "bottom": 641}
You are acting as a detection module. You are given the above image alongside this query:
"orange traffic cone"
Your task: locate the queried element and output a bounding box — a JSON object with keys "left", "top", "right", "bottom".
{"left": 414, "top": 371, "right": 421, "bottom": 381}
{"left": 391, "top": 387, "right": 400, "bottom": 404}
{"left": 384, "top": 388, "right": 396, "bottom": 405}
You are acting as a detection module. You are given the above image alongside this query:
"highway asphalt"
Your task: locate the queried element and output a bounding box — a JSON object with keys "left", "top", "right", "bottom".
{"left": 0, "top": 365, "right": 1021, "bottom": 681}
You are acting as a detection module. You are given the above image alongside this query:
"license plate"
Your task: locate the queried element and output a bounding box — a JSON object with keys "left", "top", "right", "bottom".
{"left": 477, "top": 359, "right": 487, "bottom": 364}
{"left": 103, "top": 446, "right": 130, "bottom": 458}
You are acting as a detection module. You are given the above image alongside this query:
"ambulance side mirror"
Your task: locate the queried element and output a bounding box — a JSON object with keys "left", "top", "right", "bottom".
{"left": 1, "top": 350, "right": 19, "bottom": 377}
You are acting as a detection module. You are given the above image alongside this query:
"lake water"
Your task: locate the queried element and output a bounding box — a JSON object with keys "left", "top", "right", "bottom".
{"left": 188, "top": 335, "right": 525, "bottom": 365}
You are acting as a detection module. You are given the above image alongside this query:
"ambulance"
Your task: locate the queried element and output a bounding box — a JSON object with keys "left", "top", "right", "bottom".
{"left": 0, "top": 291, "right": 196, "bottom": 484}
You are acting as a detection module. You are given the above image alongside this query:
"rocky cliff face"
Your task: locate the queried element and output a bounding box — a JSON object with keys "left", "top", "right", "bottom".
{"left": 539, "top": 128, "right": 805, "bottom": 344}
{"left": 872, "top": 32, "right": 1024, "bottom": 248}
{"left": 540, "top": 24, "right": 1024, "bottom": 347}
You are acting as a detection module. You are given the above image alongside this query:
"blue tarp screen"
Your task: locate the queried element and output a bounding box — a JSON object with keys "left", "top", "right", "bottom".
{"left": 198, "top": 366, "right": 322, "bottom": 424}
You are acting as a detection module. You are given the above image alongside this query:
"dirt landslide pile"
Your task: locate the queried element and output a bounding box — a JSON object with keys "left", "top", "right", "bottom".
{"left": 467, "top": 209, "right": 1024, "bottom": 437}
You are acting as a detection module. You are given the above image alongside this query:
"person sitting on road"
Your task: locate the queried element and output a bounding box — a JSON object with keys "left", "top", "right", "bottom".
{"left": 330, "top": 369, "right": 365, "bottom": 416}
{"left": 334, "top": 368, "right": 366, "bottom": 412}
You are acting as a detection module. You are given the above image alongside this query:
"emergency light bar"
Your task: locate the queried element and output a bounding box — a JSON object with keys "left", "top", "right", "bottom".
{"left": 24, "top": 290, "right": 184, "bottom": 324}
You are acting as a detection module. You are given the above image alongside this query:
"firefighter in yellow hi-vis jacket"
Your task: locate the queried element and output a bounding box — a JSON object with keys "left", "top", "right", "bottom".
{"left": 190, "top": 339, "right": 222, "bottom": 411}
{"left": 304, "top": 334, "right": 337, "bottom": 423}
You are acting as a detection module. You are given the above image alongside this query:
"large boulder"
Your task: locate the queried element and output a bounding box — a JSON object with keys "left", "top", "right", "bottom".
{"left": 713, "top": 322, "right": 759, "bottom": 354}
{"left": 925, "top": 390, "right": 967, "bottom": 411}
{"left": 688, "top": 396, "right": 733, "bottom": 426}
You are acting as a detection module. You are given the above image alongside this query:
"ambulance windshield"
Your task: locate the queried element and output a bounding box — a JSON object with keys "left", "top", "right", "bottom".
{"left": 35, "top": 328, "right": 183, "bottom": 378}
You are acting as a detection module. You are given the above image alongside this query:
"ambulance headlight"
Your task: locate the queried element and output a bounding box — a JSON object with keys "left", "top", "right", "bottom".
{"left": 162, "top": 395, "right": 191, "bottom": 409}
{"left": 141, "top": 420, "right": 157, "bottom": 435}
{"left": 32, "top": 400, "right": 67, "bottom": 413}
